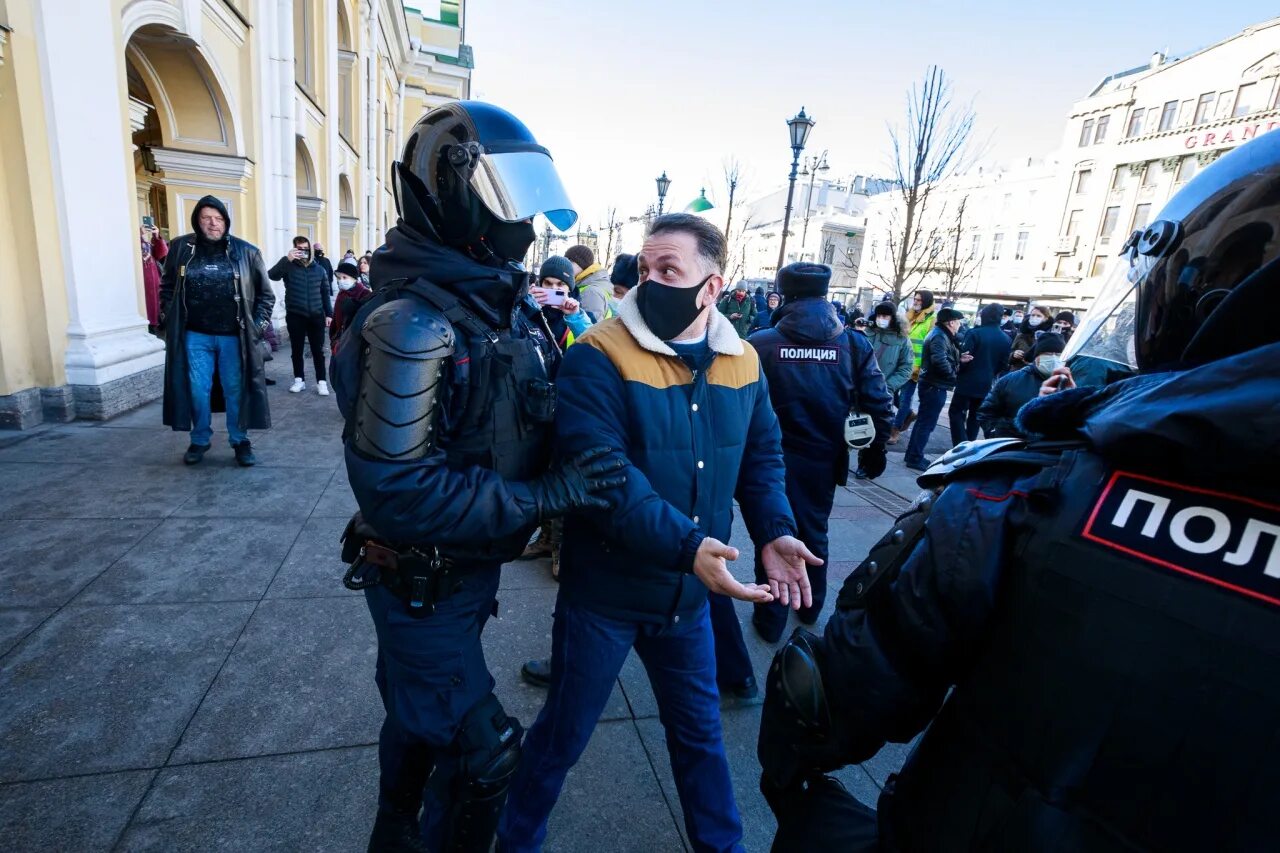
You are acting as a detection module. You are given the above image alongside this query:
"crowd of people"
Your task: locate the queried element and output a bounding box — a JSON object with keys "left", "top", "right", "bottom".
{"left": 148, "top": 98, "right": 1279, "bottom": 853}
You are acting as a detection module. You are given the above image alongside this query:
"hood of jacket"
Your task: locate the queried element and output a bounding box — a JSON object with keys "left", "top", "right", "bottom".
{"left": 979, "top": 303, "right": 1004, "bottom": 326}
{"left": 772, "top": 297, "right": 844, "bottom": 344}
{"left": 614, "top": 284, "right": 744, "bottom": 357}
{"left": 370, "top": 223, "right": 529, "bottom": 327}
{"left": 1018, "top": 341, "right": 1280, "bottom": 479}
{"left": 191, "top": 194, "right": 231, "bottom": 234}
{"left": 906, "top": 302, "right": 937, "bottom": 327}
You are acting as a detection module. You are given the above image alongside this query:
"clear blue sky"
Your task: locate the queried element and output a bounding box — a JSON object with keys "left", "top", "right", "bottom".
{"left": 468, "top": 1, "right": 1279, "bottom": 235}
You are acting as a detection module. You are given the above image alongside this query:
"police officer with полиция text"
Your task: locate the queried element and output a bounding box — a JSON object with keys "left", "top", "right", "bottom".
{"left": 332, "top": 101, "right": 625, "bottom": 853}
{"left": 758, "top": 127, "right": 1280, "bottom": 852}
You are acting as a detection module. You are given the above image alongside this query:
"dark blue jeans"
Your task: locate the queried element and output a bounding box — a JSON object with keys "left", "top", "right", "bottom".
{"left": 904, "top": 382, "right": 948, "bottom": 466}
{"left": 185, "top": 330, "right": 245, "bottom": 446}
{"left": 364, "top": 567, "right": 501, "bottom": 849}
{"left": 498, "top": 599, "right": 744, "bottom": 853}
{"left": 893, "top": 378, "right": 918, "bottom": 429}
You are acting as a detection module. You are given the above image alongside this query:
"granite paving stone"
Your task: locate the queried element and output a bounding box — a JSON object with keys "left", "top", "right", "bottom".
{"left": 0, "top": 463, "right": 206, "bottom": 519}
{"left": 76, "top": 517, "right": 301, "bottom": 604}
{"left": 172, "top": 597, "right": 382, "bottom": 763}
{"left": 0, "top": 425, "right": 168, "bottom": 467}
{"left": 310, "top": 468, "right": 359, "bottom": 516}
{"left": 0, "top": 518, "right": 158, "bottom": 607}
{"left": 0, "top": 602, "right": 254, "bottom": 782}
{"left": 265, "top": 515, "right": 355, "bottom": 599}
{"left": 0, "top": 769, "right": 157, "bottom": 852}
{"left": 170, "top": 466, "right": 332, "bottom": 519}
{"left": 0, "top": 607, "right": 54, "bottom": 658}
{"left": 118, "top": 747, "right": 376, "bottom": 852}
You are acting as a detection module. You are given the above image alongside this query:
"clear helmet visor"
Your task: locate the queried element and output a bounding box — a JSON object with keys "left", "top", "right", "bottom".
{"left": 468, "top": 150, "right": 578, "bottom": 232}
{"left": 1063, "top": 250, "right": 1155, "bottom": 372}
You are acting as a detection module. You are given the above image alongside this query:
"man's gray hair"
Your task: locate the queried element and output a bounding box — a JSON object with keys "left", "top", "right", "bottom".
{"left": 647, "top": 213, "right": 727, "bottom": 274}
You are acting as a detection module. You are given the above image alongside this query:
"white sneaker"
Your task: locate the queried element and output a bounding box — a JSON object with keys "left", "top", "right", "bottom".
{"left": 317, "top": 380, "right": 330, "bottom": 397}
{"left": 289, "top": 378, "right": 305, "bottom": 393}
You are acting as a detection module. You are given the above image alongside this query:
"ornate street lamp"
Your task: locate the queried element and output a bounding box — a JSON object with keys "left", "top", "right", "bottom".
{"left": 656, "top": 171, "right": 672, "bottom": 215}
{"left": 684, "top": 187, "right": 714, "bottom": 214}
{"left": 800, "top": 150, "right": 830, "bottom": 251}
{"left": 777, "top": 107, "right": 815, "bottom": 273}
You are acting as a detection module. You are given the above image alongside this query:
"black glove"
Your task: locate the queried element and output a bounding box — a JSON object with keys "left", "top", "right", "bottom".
{"left": 525, "top": 446, "right": 626, "bottom": 520}
{"left": 857, "top": 446, "right": 887, "bottom": 480}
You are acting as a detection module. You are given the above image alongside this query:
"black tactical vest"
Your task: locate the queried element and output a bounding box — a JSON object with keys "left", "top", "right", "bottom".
{"left": 883, "top": 448, "right": 1280, "bottom": 852}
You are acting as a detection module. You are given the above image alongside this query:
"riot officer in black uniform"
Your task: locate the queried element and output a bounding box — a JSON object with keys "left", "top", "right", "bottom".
{"left": 332, "top": 102, "right": 625, "bottom": 853}
{"left": 757, "top": 129, "right": 1280, "bottom": 851}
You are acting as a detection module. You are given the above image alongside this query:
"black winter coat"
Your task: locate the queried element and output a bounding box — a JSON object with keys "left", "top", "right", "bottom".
{"left": 269, "top": 255, "right": 333, "bottom": 318}
{"left": 977, "top": 365, "right": 1043, "bottom": 437}
{"left": 159, "top": 195, "right": 275, "bottom": 433}
{"left": 955, "top": 311, "right": 1012, "bottom": 398}
{"left": 919, "top": 326, "right": 960, "bottom": 389}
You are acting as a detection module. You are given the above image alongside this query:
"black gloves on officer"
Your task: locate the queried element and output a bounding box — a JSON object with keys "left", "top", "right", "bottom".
{"left": 521, "top": 446, "right": 627, "bottom": 520}
{"left": 857, "top": 446, "right": 887, "bottom": 480}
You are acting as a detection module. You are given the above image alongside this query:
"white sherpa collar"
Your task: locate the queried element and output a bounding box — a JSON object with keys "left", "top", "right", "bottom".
{"left": 615, "top": 285, "right": 745, "bottom": 357}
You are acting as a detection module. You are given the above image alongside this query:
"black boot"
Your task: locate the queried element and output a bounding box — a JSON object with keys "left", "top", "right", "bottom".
{"left": 233, "top": 440, "right": 256, "bottom": 467}
{"left": 520, "top": 658, "right": 552, "bottom": 688}
{"left": 367, "top": 810, "right": 429, "bottom": 853}
{"left": 183, "top": 443, "right": 211, "bottom": 465}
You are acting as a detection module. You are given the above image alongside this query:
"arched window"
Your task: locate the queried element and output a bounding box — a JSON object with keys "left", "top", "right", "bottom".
{"left": 337, "top": 2, "right": 356, "bottom": 142}
{"left": 294, "top": 0, "right": 317, "bottom": 96}
{"left": 296, "top": 138, "right": 317, "bottom": 195}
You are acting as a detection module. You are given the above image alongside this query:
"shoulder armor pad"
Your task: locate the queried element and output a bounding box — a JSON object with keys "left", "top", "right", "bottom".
{"left": 917, "top": 437, "right": 1063, "bottom": 489}
{"left": 362, "top": 297, "right": 455, "bottom": 360}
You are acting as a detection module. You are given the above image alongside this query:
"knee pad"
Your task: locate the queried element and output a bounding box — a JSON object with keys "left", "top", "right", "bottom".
{"left": 434, "top": 692, "right": 523, "bottom": 853}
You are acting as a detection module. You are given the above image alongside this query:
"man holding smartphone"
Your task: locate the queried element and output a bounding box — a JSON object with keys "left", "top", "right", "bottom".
{"left": 269, "top": 236, "right": 333, "bottom": 396}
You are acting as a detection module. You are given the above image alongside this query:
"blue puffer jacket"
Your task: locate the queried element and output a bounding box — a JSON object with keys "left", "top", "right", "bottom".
{"left": 749, "top": 297, "right": 894, "bottom": 478}
{"left": 556, "top": 289, "right": 798, "bottom": 625}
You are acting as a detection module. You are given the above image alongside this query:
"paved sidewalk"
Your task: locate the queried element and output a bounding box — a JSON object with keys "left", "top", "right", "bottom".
{"left": 0, "top": 371, "right": 944, "bottom": 852}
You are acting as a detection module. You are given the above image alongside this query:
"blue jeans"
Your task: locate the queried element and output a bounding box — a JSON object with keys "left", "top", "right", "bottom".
{"left": 904, "top": 381, "right": 948, "bottom": 465}
{"left": 365, "top": 567, "right": 501, "bottom": 848}
{"left": 498, "top": 600, "right": 744, "bottom": 853}
{"left": 894, "top": 378, "right": 918, "bottom": 429}
{"left": 185, "top": 331, "right": 245, "bottom": 446}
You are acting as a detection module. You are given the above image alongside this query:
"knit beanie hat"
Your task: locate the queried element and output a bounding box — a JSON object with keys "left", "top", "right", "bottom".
{"left": 1055, "top": 311, "right": 1076, "bottom": 326}
{"left": 564, "top": 245, "right": 594, "bottom": 269}
{"left": 776, "top": 262, "right": 831, "bottom": 299}
{"left": 1031, "top": 332, "right": 1067, "bottom": 357}
{"left": 610, "top": 253, "right": 638, "bottom": 289}
{"left": 335, "top": 260, "right": 360, "bottom": 280}
{"left": 538, "top": 256, "right": 575, "bottom": 289}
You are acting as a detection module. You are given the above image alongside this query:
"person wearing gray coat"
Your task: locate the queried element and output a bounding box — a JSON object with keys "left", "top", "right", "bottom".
{"left": 855, "top": 302, "right": 913, "bottom": 478}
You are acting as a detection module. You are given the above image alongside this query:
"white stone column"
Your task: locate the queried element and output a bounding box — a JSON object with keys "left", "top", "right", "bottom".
{"left": 324, "top": 0, "right": 341, "bottom": 253}
{"left": 32, "top": 0, "right": 162, "bottom": 392}
{"left": 363, "top": 0, "right": 380, "bottom": 252}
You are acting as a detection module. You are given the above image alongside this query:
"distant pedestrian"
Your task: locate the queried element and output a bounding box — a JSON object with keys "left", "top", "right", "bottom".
{"left": 312, "top": 241, "right": 335, "bottom": 297}
{"left": 357, "top": 255, "right": 371, "bottom": 287}
{"left": 753, "top": 291, "right": 781, "bottom": 331}
{"left": 949, "top": 302, "right": 1012, "bottom": 445}
{"left": 889, "top": 289, "right": 937, "bottom": 445}
{"left": 140, "top": 223, "right": 168, "bottom": 335}
{"left": 610, "top": 252, "right": 638, "bottom": 301}
{"left": 903, "top": 306, "right": 967, "bottom": 471}
{"left": 329, "top": 259, "right": 372, "bottom": 356}
{"left": 718, "top": 280, "right": 757, "bottom": 337}
{"left": 564, "top": 244, "right": 616, "bottom": 322}
{"left": 753, "top": 285, "right": 768, "bottom": 314}
{"left": 1053, "top": 311, "right": 1076, "bottom": 342}
{"left": 269, "top": 236, "right": 333, "bottom": 396}
{"left": 862, "top": 302, "right": 913, "bottom": 457}
{"left": 1001, "top": 306, "right": 1025, "bottom": 339}
{"left": 1009, "top": 304, "right": 1050, "bottom": 368}
{"left": 978, "top": 332, "right": 1066, "bottom": 438}
{"left": 159, "top": 195, "right": 274, "bottom": 467}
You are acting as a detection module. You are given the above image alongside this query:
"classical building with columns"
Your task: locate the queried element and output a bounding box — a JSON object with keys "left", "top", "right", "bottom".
{"left": 0, "top": 0, "right": 472, "bottom": 428}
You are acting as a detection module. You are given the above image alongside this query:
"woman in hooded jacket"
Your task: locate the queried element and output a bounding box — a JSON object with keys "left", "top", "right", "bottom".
{"left": 1009, "top": 304, "right": 1051, "bottom": 368}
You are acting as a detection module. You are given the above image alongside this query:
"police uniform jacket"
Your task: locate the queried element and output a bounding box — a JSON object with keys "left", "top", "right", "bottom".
{"left": 554, "top": 288, "right": 797, "bottom": 625}
{"left": 817, "top": 341, "right": 1280, "bottom": 851}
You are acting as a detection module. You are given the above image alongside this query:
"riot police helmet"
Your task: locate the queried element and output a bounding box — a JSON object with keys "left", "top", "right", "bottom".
{"left": 1066, "top": 129, "right": 1279, "bottom": 372}
{"left": 393, "top": 101, "right": 577, "bottom": 264}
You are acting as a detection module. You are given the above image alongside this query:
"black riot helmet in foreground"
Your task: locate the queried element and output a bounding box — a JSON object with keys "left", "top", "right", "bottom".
{"left": 392, "top": 101, "right": 577, "bottom": 265}
{"left": 1067, "top": 129, "right": 1279, "bottom": 372}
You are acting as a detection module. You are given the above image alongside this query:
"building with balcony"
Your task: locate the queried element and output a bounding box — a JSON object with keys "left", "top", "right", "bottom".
{"left": 1038, "top": 17, "right": 1280, "bottom": 297}
{"left": 0, "top": 0, "right": 472, "bottom": 429}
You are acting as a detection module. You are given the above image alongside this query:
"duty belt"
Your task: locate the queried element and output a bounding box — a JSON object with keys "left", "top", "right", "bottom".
{"left": 342, "top": 538, "right": 471, "bottom": 616}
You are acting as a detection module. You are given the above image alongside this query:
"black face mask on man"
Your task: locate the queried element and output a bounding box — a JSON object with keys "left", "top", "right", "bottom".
{"left": 634, "top": 275, "right": 712, "bottom": 341}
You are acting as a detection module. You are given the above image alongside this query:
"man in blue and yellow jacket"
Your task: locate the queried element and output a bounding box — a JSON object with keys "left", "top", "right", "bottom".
{"left": 499, "top": 214, "right": 821, "bottom": 853}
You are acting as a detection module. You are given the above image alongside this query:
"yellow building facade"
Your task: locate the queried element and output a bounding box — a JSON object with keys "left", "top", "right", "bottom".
{"left": 0, "top": 0, "right": 471, "bottom": 428}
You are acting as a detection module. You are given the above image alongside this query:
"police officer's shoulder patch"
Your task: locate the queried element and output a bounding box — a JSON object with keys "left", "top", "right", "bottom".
{"left": 776, "top": 345, "right": 840, "bottom": 364}
{"left": 1081, "top": 471, "right": 1280, "bottom": 608}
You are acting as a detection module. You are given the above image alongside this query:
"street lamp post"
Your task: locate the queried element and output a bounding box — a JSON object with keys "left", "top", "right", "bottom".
{"left": 776, "top": 107, "right": 815, "bottom": 275}
{"left": 800, "top": 149, "right": 830, "bottom": 254}
{"left": 656, "top": 171, "right": 671, "bottom": 215}
{"left": 543, "top": 222, "right": 553, "bottom": 264}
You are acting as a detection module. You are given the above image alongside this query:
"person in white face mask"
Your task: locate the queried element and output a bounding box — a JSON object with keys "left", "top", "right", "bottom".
{"left": 1009, "top": 305, "right": 1051, "bottom": 369}
{"left": 978, "top": 332, "right": 1066, "bottom": 438}
{"left": 328, "top": 259, "right": 372, "bottom": 362}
